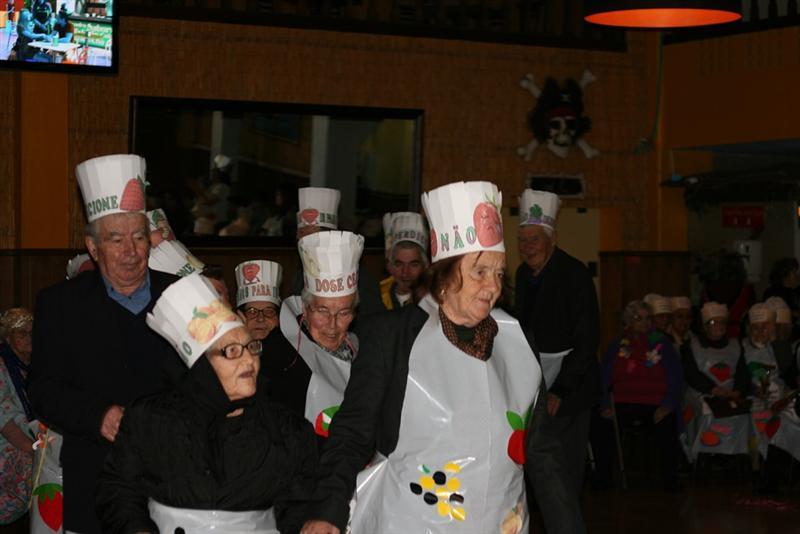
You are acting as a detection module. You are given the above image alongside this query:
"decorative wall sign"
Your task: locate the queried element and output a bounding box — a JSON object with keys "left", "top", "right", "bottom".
{"left": 525, "top": 173, "right": 586, "bottom": 199}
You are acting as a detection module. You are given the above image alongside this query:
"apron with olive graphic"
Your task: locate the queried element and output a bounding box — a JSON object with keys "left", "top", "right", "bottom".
{"left": 348, "top": 296, "right": 540, "bottom": 534}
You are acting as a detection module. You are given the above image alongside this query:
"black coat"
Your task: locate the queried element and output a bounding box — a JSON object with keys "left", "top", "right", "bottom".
{"left": 28, "top": 269, "right": 186, "bottom": 534}
{"left": 96, "top": 356, "right": 318, "bottom": 534}
{"left": 308, "top": 304, "right": 585, "bottom": 534}
{"left": 514, "top": 247, "right": 601, "bottom": 415}
{"left": 260, "top": 325, "right": 312, "bottom": 417}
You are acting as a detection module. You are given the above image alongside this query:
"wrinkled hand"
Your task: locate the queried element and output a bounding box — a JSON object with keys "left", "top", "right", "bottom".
{"left": 546, "top": 393, "right": 562, "bottom": 417}
{"left": 300, "top": 520, "right": 340, "bottom": 534}
{"left": 100, "top": 405, "right": 125, "bottom": 443}
{"left": 600, "top": 407, "right": 614, "bottom": 419}
{"left": 653, "top": 406, "right": 672, "bottom": 424}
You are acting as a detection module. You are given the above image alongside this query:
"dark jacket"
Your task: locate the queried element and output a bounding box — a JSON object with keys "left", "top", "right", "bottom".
{"left": 260, "top": 325, "right": 312, "bottom": 417}
{"left": 28, "top": 269, "right": 186, "bottom": 534}
{"left": 514, "top": 247, "right": 601, "bottom": 415}
{"left": 308, "top": 304, "right": 585, "bottom": 534}
{"left": 96, "top": 356, "right": 317, "bottom": 534}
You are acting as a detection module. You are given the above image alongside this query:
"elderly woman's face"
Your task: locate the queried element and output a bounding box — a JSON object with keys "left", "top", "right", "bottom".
{"left": 207, "top": 326, "right": 261, "bottom": 401}
{"left": 304, "top": 294, "right": 356, "bottom": 351}
{"left": 237, "top": 301, "right": 279, "bottom": 341}
{"left": 8, "top": 326, "right": 33, "bottom": 361}
{"left": 441, "top": 251, "right": 505, "bottom": 327}
{"left": 627, "top": 307, "right": 651, "bottom": 334}
{"left": 749, "top": 320, "right": 775, "bottom": 346}
{"left": 703, "top": 318, "right": 727, "bottom": 342}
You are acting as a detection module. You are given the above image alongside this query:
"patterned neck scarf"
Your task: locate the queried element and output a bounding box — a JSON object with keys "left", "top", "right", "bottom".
{"left": 439, "top": 307, "right": 498, "bottom": 361}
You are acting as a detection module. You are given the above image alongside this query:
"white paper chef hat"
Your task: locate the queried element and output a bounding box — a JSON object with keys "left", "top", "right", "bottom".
{"left": 297, "top": 187, "right": 340, "bottom": 229}
{"left": 148, "top": 240, "right": 205, "bottom": 277}
{"left": 421, "top": 181, "right": 504, "bottom": 263}
{"left": 235, "top": 259, "right": 283, "bottom": 308}
{"left": 213, "top": 154, "right": 232, "bottom": 170}
{"left": 382, "top": 213, "right": 394, "bottom": 255}
{"left": 76, "top": 154, "right": 148, "bottom": 223}
{"left": 649, "top": 295, "right": 672, "bottom": 315}
{"left": 765, "top": 297, "right": 792, "bottom": 324}
{"left": 65, "top": 253, "right": 94, "bottom": 280}
{"left": 147, "top": 273, "right": 243, "bottom": 367}
{"left": 519, "top": 189, "right": 561, "bottom": 231}
{"left": 298, "top": 231, "right": 364, "bottom": 297}
{"left": 146, "top": 209, "right": 176, "bottom": 245}
{"left": 748, "top": 302, "right": 775, "bottom": 324}
{"left": 701, "top": 302, "right": 728, "bottom": 323}
{"left": 385, "top": 212, "right": 428, "bottom": 255}
{"left": 670, "top": 296, "right": 691, "bottom": 311}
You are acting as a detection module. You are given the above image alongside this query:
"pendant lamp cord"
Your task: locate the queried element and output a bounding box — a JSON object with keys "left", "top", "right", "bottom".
{"left": 634, "top": 31, "right": 664, "bottom": 154}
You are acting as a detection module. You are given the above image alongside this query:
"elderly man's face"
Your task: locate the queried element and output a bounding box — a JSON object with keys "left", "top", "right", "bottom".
{"left": 387, "top": 244, "right": 425, "bottom": 296}
{"left": 85, "top": 213, "right": 149, "bottom": 294}
{"left": 518, "top": 225, "right": 556, "bottom": 275}
{"left": 304, "top": 294, "right": 356, "bottom": 351}
{"left": 237, "top": 301, "right": 279, "bottom": 340}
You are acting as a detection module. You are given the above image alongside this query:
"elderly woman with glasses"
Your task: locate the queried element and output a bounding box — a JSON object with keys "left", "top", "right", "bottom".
{"left": 96, "top": 274, "right": 317, "bottom": 534}
{"left": 593, "top": 299, "right": 684, "bottom": 491}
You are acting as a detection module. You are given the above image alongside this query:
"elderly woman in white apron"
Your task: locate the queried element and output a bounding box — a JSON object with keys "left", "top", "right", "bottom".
{"left": 96, "top": 274, "right": 317, "bottom": 534}
{"left": 743, "top": 303, "right": 800, "bottom": 491}
{"left": 681, "top": 302, "right": 751, "bottom": 461}
{"left": 301, "top": 181, "right": 583, "bottom": 534}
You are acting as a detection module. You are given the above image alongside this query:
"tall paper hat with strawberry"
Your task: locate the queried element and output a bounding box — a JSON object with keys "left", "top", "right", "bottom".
{"left": 670, "top": 296, "right": 691, "bottom": 311}
{"left": 297, "top": 187, "right": 340, "bottom": 229}
{"left": 748, "top": 303, "right": 775, "bottom": 324}
{"left": 298, "top": 231, "right": 364, "bottom": 297}
{"left": 701, "top": 301, "right": 728, "bottom": 323}
{"left": 385, "top": 212, "right": 428, "bottom": 255}
{"left": 149, "top": 240, "right": 205, "bottom": 278}
{"left": 235, "top": 259, "right": 283, "bottom": 308}
{"left": 147, "top": 273, "right": 243, "bottom": 367}
{"left": 421, "top": 181, "right": 504, "bottom": 263}
{"left": 764, "top": 296, "right": 791, "bottom": 324}
{"left": 146, "top": 209, "right": 176, "bottom": 246}
{"left": 518, "top": 189, "right": 560, "bottom": 231}
{"left": 76, "top": 154, "right": 148, "bottom": 222}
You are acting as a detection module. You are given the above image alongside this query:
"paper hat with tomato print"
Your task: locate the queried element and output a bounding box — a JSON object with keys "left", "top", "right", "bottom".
{"left": 65, "top": 253, "right": 94, "bottom": 280}
{"left": 748, "top": 303, "right": 775, "bottom": 324}
{"left": 701, "top": 302, "right": 728, "bottom": 323}
{"left": 147, "top": 273, "right": 243, "bottom": 367}
{"left": 670, "top": 296, "right": 691, "bottom": 311}
{"left": 146, "top": 209, "right": 177, "bottom": 247}
{"left": 384, "top": 212, "right": 428, "bottom": 255}
{"left": 298, "top": 231, "right": 364, "bottom": 297}
{"left": 421, "top": 181, "right": 505, "bottom": 263}
{"left": 235, "top": 259, "right": 283, "bottom": 308}
{"left": 519, "top": 189, "right": 561, "bottom": 231}
{"left": 149, "top": 240, "right": 205, "bottom": 278}
{"left": 297, "top": 187, "right": 340, "bottom": 229}
{"left": 76, "top": 154, "right": 148, "bottom": 223}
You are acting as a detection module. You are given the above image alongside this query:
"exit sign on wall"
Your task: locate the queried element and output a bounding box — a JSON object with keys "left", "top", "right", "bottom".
{"left": 721, "top": 205, "right": 764, "bottom": 229}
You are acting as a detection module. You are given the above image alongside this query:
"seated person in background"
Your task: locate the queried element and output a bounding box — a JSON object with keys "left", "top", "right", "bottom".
{"left": 646, "top": 294, "right": 672, "bottom": 335}
{"left": 378, "top": 212, "right": 428, "bottom": 310}
{"left": 10, "top": 10, "right": 49, "bottom": 62}
{"left": 96, "top": 274, "right": 317, "bottom": 534}
{"left": 31, "top": 0, "right": 52, "bottom": 35}
{"left": 202, "top": 263, "right": 233, "bottom": 309}
{"left": 668, "top": 296, "right": 694, "bottom": 352}
{"left": 234, "top": 259, "right": 282, "bottom": 341}
{"left": 593, "top": 300, "right": 683, "bottom": 490}
{"left": 53, "top": 5, "right": 74, "bottom": 43}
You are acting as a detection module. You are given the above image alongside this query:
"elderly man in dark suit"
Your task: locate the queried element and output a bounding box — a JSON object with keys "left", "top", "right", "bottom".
{"left": 28, "top": 155, "right": 185, "bottom": 534}
{"left": 515, "top": 190, "right": 601, "bottom": 504}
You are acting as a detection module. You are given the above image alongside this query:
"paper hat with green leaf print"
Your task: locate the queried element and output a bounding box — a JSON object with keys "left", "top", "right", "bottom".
{"left": 76, "top": 154, "right": 148, "bottom": 222}
{"left": 297, "top": 187, "right": 340, "bottom": 229}
{"left": 147, "top": 273, "right": 243, "bottom": 367}
{"left": 421, "top": 181, "right": 504, "bottom": 263}
{"left": 149, "top": 240, "right": 205, "bottom": 278}
{"left": 518, "top": 189, "right": 561, "bottom": 230}
{"left": 235, "top": 259, "right": 283, "bottom": 308}
{"left": 146, "top": 209, "right": 176, "bottom": 245}
{"left": 298, "top": 231, "right": 364, "bottom": 297}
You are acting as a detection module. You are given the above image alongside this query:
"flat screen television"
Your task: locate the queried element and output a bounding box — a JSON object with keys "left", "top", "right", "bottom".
{"left": 0, "top": 0, "right": 116, "bottom": 73}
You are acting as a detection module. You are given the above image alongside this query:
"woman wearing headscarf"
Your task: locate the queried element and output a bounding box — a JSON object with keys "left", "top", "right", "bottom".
{"left": 301, "top": 181, "right": 582, "bottom": 534}
{"left": 96, "top": 274, "right": 317, "bottom": 533}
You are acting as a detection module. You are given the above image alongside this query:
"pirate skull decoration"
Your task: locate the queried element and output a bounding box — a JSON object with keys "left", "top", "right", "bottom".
{"left": 517, "top": 70, "right": 599, "bottom": 161}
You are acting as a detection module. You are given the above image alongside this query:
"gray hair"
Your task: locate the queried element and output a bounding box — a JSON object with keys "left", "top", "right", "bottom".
{"left": 300, "top": 288, "right": 360, "bottom": 310}
{"left": 84, "top": 213, "right": 148, "bottom": 240}
{"left": 84, "top": 220, "right": 100, "bottom": 239}
{"left": 622, "top": 300, "right": 648, "bottom": 327}
{"left": 389, "top": 241, "right": 429, "bottom": 268}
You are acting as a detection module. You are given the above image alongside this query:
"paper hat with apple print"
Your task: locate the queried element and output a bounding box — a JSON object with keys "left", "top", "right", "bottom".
{"left": 701, "top": 302, "right": 728, "bottom": 323}
{"left": 748, "top": 303, "right": 775, "bottom": 324}
{"left": 297, "top": 187, "right": 340, "bottom": 229}
{"left": 65, "top": 253, "right": 94, "bottom": 280}
{"left": 298, "top": 231, "right": 364, "bottom": 297}
{"left": 146, "top": 209, "right": 177, "bottom": 247}
{"left": 149, "top": 240, "right": 205, "bottom": 278}
{"left": 764, "top": 297, "right": 791, "bottom": 324}
{"left": 518, "top": 189, "right": 560, "bottom": 230}
{"left": 76, "top": 154, "right": 148, "bottom": 223}
{"left": 147, "top": 273, "right": 243, "bottom": 367}
{"left": 670, "top": 296, "right": 691, "bottom": 311}
{"left": 421, "top": 181, "right": 505, "bottom": 263}
{"left": 384, "top": 212, "right": 428, "bottom": 255}
{"left": 235, "top": 259, "right": 283, "bottom": 308}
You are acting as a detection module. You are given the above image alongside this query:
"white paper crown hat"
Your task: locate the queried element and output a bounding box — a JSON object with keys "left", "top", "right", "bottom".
{"left": 387, "top": 212, "right": 428, "bottom": 254}
{"left": 701, "top": 302, "right": 728, "bottom": 323}
{"left": 649, "top": 295, "right": 672, "bottom": 315}
{"left": 235, "top": 259, "right": 283, "bottom": 307}
{"left": 149, "top": 240, "right": 205, "bottom": 277}
{"left": 297, "top": 187, "right": 340, "bottom": 229}
{"left": 298, "top": 231, "right": 364, "bottom": 297}
{"left": 670, "top": 296, "right": 691, "bottom": 311}
{"left": 66, "top": 253, "right": 94, "bottom": 280}
{"left": 765, "top": 296, "right": 792, "bottom": 323}
{"left": 147, "top": 273, "right": 243, "bottom": 367}
{"left": 146, "top": 209, "right": 176, "bottom": 245}
{"left": 749, "top": 303, "right": 775, "bottom": 324}
{"left": 421, "top": 181, "right": 504, "bottom": 263}
{"left": 76, "top": 154, "right": 148, "bottom": 223}
{"left": 519, "top": 189, "right": 561, "bottom": 230}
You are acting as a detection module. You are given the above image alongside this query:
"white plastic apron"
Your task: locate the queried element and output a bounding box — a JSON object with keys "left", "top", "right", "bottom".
{"left": 687, "top": 338, "right": 750, "bottom": 460}
{"left": 348, "top": 296, "right": 540, "bottom": 534}
{"left": 538, "top": 349, "right": 571, "bottom": 389}
{"left": 148, "top": 499, "right": 277, "bottom": 533}
{"left": 280, "top": 296, "right": 354, "bottom": 436}
{"left": 743, "top": 340, "right": 800, "bottom": 461}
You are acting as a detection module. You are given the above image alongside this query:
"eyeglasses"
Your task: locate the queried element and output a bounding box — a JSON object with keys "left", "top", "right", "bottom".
{"left": 215, "top": 340, "right": 262, "bottom": 360}
{"left": 243, "top": 306, "right": 277, "bottom": 320}
{"left": 309, "top": 306, "right": 354, "bottom": 323}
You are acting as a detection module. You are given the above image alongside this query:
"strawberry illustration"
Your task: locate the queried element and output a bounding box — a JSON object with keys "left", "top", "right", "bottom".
{"left": 506, "top": 406, "right": 532, "bottom": 465}
{"left": 314, "top": 405, "right": 340, "bottom": 438}
{"left": 708, "top": 362, "right": 731, "bottom": 383}
{"left": 119, "top": 175, "right": 147, "bottom": 211}
{"left": 473, "top": 198, "right": 503, "bottom": 247}
{"left": 765, "top": 415, "right": 781, "bottom": 438}
{"left": 242, "top": 263, "right": 261, "bottom": 283}
{"left": 700, "top": 431, "right": 721, "bottom": 447}
{"left": 33, "top": 483, "right": 63, "bottom": 531}
{"left": 300, "top": 208, "right": 319, "bottom": 225}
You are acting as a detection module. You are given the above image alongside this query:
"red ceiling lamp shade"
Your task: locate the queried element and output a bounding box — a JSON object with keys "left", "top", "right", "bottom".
{"left": 585, "top": 1, "right": 742, "bottom": 28}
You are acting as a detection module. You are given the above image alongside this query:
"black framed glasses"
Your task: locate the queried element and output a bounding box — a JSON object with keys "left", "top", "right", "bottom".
{"left": 243, "top": 306, "right": 278, "bottom": 320}
{"left": 216, "top": 340, "right": 263, "bottom": 360}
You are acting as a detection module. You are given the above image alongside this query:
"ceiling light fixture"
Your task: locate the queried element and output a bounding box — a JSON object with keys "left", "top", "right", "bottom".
{"left": 584, "top": 1, "right": 742, "bottom": 29}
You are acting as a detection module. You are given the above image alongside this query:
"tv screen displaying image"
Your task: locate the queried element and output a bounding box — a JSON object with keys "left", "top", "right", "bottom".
{"left": 0, "top": 0, "right": 115, "bottom": 72}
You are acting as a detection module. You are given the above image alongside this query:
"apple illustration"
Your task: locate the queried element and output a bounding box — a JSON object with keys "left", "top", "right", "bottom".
{"left": 700, "top": 431, "right": 721, "bottom": 446}
{"left": 242, "top": 263, "right": 261, "bottom": 283}
{"left": 506, "top": 408, "right": 532, "bottom": 465}
{"left": 300, "top": 208, "right": 319, "bottom": 225}
{"left": 708, "top": 362, "right": 731, "bottom": 383}
{"left": 473, "top": 201, "right": 503, "bottom": 247}
{"left": 765, "top": 415, "right": 781, "bottom": 439}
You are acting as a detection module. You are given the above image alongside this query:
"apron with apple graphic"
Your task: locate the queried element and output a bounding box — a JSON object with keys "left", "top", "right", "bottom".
{"left": 348, "top": 296, "right": 540, "bottom": 534}
{"left": 686, "top": 337, "right": 750, "bottom": 460}
{"left": 280, "top": 295, "right": 355, "bottom": 437}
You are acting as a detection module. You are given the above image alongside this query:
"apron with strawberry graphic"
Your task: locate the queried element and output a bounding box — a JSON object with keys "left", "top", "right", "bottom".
{"left": 148, "top": 500, "right": 277, "bottom": 533}
{"left": 280, "top": 296, "right": 355, "bottom": 436}
{"left": 348, "top": 296, "right": 540, "bottom": 534}
{"left": 686, "top": 338, "right": 750, "bottom": 460}
{"left": 743, "top": 340, "right": 800, "bottom": 461}
{"left": 29, "top": 422, "right": 64, "bottom": 534}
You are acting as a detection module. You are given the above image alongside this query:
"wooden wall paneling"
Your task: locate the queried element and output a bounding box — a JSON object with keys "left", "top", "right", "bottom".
{"left": 0, "top": 72, "right": 19, "bottom": 249}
